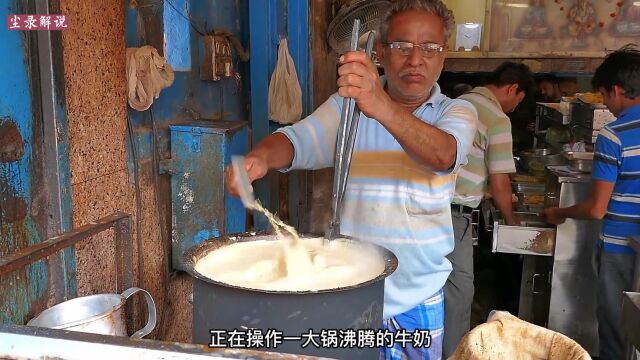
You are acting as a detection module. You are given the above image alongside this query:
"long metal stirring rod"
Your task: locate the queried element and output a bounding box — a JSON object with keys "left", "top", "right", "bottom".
{"left": 326, "top": 19, "right": 360, "bottom": 240}
{"left": 326, "top": 21, "right": 378, "bottom": 240}
{"left": 337, "top": 32, "right": 376, "bottom": 206}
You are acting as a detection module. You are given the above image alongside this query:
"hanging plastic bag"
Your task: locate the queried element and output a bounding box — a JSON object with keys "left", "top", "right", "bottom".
{"left": 126, "top": 46, "right": 174, "bottom": 111}
{"left": 268, "top": 38, "right": 302, "bottom": 124}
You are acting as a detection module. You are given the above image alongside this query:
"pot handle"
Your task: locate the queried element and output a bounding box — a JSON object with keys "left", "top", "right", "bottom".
{"left": 121, "top": 287, "right": 157, "bottom": 339}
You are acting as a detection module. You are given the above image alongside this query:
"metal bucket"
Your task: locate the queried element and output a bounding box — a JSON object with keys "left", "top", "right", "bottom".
{"left": 27, "top": 287, "right": 156, "bottom": 339}
{"left": 183, "top": 232, "right": 398, "bottom": 360}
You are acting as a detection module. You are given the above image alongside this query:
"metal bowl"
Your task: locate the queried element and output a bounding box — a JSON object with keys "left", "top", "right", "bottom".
{"left": 544, "top": 153, "right": 567, "bottom": 166}
{"left": 533, "top": 148, "right": 554, "bottom": 156}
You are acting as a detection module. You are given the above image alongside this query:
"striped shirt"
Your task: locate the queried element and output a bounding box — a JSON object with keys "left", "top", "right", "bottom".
{"left": 453, "top": 87, "right": 516, "bottom": 207}
{"left": 276, "top": 83, "right": 477, "bottom": 319}
{"left": 592, "top": 104, "right": 640, "bottom": 254}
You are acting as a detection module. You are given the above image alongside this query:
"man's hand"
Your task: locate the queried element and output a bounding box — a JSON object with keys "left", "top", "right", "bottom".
{"left": 337, "top": 51, "right": 393, "bottom": 121}
{"left": 504, "top": 215, "right": 518, "bottom": 226}
{"left": 225, "top": 155, "right": 268, "bottom": 197}
{"left": 540, "top": 207, "right": 566, "bottom": 225}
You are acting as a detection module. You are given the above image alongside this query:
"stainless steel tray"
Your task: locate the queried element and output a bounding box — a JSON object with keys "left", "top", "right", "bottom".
{"left": 492, "top": 212, "right": 556, "bottom": 256}
{"left": 513, "top": 183, "right": 545, "bottom": 195}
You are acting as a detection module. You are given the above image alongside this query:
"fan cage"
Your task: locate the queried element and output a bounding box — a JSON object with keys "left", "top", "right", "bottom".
{"left": 327, "top": 0, "right": 392, "bottom": 53}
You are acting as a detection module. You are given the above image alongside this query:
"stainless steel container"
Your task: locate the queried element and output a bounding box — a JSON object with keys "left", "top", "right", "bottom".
{"left": 183, "top": 232, "right": 398, "bottom": 360}
{"left": 513, "top": 183, "right": 545, "bottom": 194}
{"left": 513, "top": 182, "right": 546, "bottom": 213}
{"left": 563, "top": 151, "right": 594, "bottom": 173}
{"left": 518, "top": 148, "right": 567, "bottom": 173}
{"left": 569, "top": 158, "right": 593, "bottom": 173}
{"left": 492, "top": 212, "right": 556, "bottom": 256}
{"left": 27, "top": 287, "right": 156, "bottom": 339}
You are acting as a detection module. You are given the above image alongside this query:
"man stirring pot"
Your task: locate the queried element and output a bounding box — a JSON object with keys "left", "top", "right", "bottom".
{"left": 226, "top": 1, "right": 477, "bottom": 358}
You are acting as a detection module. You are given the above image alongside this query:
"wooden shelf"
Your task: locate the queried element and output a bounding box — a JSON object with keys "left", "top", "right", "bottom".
{"left": 444, "top": 55, "right": 604, "bottom": 74}
{"left": 446, "top": 51, "right": 607, "bottom": 59}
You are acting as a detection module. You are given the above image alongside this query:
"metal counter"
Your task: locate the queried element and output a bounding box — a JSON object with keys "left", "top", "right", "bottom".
{"left": 545, "top": 167, "right": 601, "bottom": 356}
{"left": 0, "top": 325, "right": 331, "bottom": 360}
{"left": 630, "top": 236, "right": 640, "bottom": 294}
{"left": 622, "top": 292, "right": 640, "bottom": 359}
{"left": 546, "top": 165, "right": 591, "bottom": 184}
{"left": 624, "top": 236, "right": 640, "bottom": 359}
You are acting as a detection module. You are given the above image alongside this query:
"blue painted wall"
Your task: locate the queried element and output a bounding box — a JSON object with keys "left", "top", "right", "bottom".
{"left": 125, "top": 0, "right": 311, "bottom": 237}
{"left": 0, "top": 0, "right": 50, "bottom": 324}
{"left": 164, "top": 0, "right": 191, "bottom": 71}
{"left": 125, "top": 0, "right": 249, "bottom": 160}
{"left": 125, "top": 0, "right": 252, "bottom": 268}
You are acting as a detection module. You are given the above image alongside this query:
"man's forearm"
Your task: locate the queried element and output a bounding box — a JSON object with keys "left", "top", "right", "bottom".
{"left": 248, "top": 132, "right": 295, "bottom": 170}
{"left": 489, "top": 173, "right": 515, "bottom": 224}
{"left": 556, "top": 201, "right": 599, "bottom": 220}
{"left": 377, "top": 102, "right": 457, "bottom": 170}
{"left": 542, "top": 180, "right": 613, "bottom": 225}
{"left": 556, "top": 180, "right": 613, "bottom": 220}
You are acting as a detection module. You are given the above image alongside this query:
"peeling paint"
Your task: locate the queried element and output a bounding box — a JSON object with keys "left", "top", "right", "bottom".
{"left": 169, "top": 123, "right": 247, "bottom": 270}
{"left": 0, "top": 176, "right": 28, "bottom": 225}
{"left": 178, "top": 172, "right": 194, "bottom": 213}
{"left": 0, "top": 120, "right": 25, "bottom": 163}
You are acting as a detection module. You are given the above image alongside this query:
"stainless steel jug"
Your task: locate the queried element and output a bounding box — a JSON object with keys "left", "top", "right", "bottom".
{"left": 27, "top": 287, "right": 156, "bottom": 339}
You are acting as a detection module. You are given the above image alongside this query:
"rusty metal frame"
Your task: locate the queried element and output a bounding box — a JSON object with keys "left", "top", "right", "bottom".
{"left": 31, "top": 0, "right": 76, "bottom": 303}
{"left": 0, "top": 212, "right": 134, "bottom": 330}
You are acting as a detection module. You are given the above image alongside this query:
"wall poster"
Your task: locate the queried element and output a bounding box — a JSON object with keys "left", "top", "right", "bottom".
{"left": 489, "top": 0, "right": 640, "bottom": 53}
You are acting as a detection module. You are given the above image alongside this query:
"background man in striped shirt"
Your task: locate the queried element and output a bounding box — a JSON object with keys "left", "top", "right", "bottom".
{"left": 443, "top": 62, "right": 535, "bottom": 356}
{"left": 227, "top": 1, "right": 477, "bottom": 358}
{"left": 542, "top": 46, "right": 640, "bottom": 360}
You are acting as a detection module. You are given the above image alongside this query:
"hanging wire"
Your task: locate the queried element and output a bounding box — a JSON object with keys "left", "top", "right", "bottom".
{"left": 163, "top": 0, "right": 206, "bottom": 36}
{"left": 135, "top": 0, "right": 206, "bottom": 36}
{"left": 148, "top": 105, "right": 175, "bottom": 339}
{"left": 126, "top": 112, "right": 147, "bottom": 332}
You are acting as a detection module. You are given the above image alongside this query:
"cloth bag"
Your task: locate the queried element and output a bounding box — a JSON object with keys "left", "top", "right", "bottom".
{"left": 268, "top": 38, "right": 302, "bottom": 124}
{"left": 126, "top": 46, "right": 175, "bottom": 111}
{"left": 449, "top": 311, "right": 591, "bottom": 360}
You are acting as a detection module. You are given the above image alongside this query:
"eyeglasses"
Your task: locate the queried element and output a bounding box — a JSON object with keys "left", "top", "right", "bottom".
{"left": 384, "top": 41, "right": 446, "bottom": 57}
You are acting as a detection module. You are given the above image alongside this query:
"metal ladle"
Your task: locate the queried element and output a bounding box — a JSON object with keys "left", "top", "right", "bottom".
{"left": 325, "top": 19, "right": 376, "bottom": 240}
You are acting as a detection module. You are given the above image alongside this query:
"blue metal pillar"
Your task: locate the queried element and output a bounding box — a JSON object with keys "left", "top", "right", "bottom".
{"left": 0, "top": 0, "right": 74, "bottom": 324}
{"left": 248, "top": 0, "right": 281, "bottom": 230}
{"left": 286, "top": 0, "right": 311, "bottom": 230}
{"left": 287, "top": 0, "right": 311, "bottom": 117}
{"left": 34, "top": 0, "right": 75, "bottom": 301}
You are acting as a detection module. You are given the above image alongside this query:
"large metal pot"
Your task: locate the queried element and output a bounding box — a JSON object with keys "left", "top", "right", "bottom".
{"left": 183, "top": 232, "right": 398, "bottom": 360}
{"left": 27, "top": 287, "right": 156, "bottom": 339}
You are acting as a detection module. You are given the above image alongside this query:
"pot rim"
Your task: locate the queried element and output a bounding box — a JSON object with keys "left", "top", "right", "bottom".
{"left": 27, "top": 293, "right": 126, "bottom": 330}
{"left": 520, "top": 148, "right": 555, "bottom": 156}
{"left": 182, "top": 231, "right": 399, "bottom": 295}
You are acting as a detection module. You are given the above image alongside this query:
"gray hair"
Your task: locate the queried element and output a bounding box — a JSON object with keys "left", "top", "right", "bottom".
{"left": 378, "top": 0, "right": 455, "bottom": 44}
